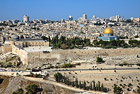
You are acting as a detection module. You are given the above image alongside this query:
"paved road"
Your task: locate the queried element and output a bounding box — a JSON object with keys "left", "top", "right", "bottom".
{"left": 43, "top": 67, "right": 140, "bottom": 72}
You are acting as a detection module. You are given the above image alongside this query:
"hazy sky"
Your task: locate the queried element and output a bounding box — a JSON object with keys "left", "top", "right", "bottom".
{"left": 0, "top": 0, "right": 140, "bottom": 21}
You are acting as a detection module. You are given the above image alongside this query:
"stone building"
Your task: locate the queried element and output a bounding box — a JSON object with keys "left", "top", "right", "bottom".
{"left": 1, "top": 39, "right": 59, "bottom": 65}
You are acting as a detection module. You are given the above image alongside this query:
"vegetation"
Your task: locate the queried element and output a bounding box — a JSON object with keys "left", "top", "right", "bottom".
{"left": 125, "top": 19, "right": 133, "bottom": 23}
{"left": 96, "top": 57, "right": 103, "bottom": 63}
{"left": 129, "top": 40, "right": 140, "bottom": 47}
{"left": 54, "top": 72, "right": 63, "bottom": 82}
{"left": 45, "top": 63, "right": 80, "bottom": 69}
{"left": 41, "top": 36, "right": 48, "bottom": 41}
{"left": 26, "top": 73, "right": 43, "bottom": 78}
{"left": 93, "top": 39, "right": 140, "bottom": 48}
{"left": 0, "top": 56, "right": 22, "bottom": 68}
{"left": 42, "top": 35, "right": 140, "bottom": 49}
{"left": 54, "top": 72, "right": 109, "bottom": 92}
{"left": 61, "top": 63, "right": 75, "bottom": 68}
{"left": 13, "top": 88, "right": 24, "bottom": 94}
{"left": 0, "top": 78, "right": 3, "bottom": 84}
{"left": 25, "top": 84, "right": 42, "bottom": 94}
{"left": 137, "top": 87, "right": 140, "bottom": 94}
{"left": 50, "top": 35, "right": 91, "bottom": 49}
{"left": 93, "top": 40, "right": 128, "bottom": 48}
{"left": 113, "top": 84, "right": 123, "bottom": 94}
{"left": 13, "top": 84, "right": 43, "bottom": 94}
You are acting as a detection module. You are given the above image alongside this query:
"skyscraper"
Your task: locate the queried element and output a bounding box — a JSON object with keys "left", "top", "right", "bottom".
{"left": 23, "top": 15, "right": 29, "bottom": 23}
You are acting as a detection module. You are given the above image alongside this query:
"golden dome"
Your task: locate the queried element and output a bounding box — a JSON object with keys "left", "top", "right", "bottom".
{"left": 104, "top": 27, "right": 114, "bottom": 34}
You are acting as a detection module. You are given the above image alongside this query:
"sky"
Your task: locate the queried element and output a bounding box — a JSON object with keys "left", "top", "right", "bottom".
{"left": 0, "top": 0, "right": 140, "bottom": 21}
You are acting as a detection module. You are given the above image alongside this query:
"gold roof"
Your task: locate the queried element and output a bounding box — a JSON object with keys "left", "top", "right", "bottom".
{"left": 104, "top": 27, "right": 114, "bottom": 34}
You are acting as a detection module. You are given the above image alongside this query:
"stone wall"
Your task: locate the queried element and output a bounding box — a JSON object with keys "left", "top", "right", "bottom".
{"left": 27, "top": 52, "right": 60, "bottom": 67}
{"left": 12, "top": 45, "right": 28, "bottom": 65}
{"left": 51, "top": 48, "right": 140, "bottom": 57}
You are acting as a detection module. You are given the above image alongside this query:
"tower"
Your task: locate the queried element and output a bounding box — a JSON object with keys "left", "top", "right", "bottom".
{"left": 83, "top": 14, "right": 87, "bottom": 20}
{"left": 23, "top": 15, "right": 29, "bottom": 23}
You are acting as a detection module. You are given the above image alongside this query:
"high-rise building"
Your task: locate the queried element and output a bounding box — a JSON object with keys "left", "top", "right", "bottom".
{"left": 83, "top": 14, "right": 87, "bottom": 20}
{"left": 23, "top": 15, "right": 29, "bottom": 23}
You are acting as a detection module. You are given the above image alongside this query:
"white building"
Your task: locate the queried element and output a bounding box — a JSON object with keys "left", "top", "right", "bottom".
{"left": 23, "top": 15, "right": 29, "bottom": 23}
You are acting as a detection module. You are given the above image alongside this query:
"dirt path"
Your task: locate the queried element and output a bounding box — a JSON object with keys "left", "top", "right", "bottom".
{"left": 24, "top": 76, "right": 106, "bottom": 94}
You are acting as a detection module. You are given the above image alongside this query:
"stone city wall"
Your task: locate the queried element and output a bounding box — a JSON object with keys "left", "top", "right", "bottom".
{"left": 51, "top": 48, "right": 140, "bottom": 57}
{"left": 12, "top": 45, "right": 28, "bottom": 65}
{"left": 27, "top": 51, "right": 60, "bottom": 66}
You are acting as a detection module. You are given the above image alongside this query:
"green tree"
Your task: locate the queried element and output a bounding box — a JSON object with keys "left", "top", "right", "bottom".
{"left": 113, "top": 84, "right": 123, "bottom": 94}
{"left": 60, "top": 36, "right": 66, "bottom": 43}
{"left": 89, "top": 82, "right": 92, "bottom": 90}
{"left": 51, "top": 35, "right": 59, "bottom": 44}
{"left": 92, "top": 81, "right": 96, "bottom": 90}
{"left": 137, "top": 87, "right": 140, "bottom": 94}
{"left": 96, "top": 57, "right": 103, "bottom": 63}
{"left": 25, "top": 84, "right": 42, "bottom": 94}
{"left": 83, "top": 81, "right": 86, "bottom": 90}
{"left": 13, "top": 88, "right": 24, "bottom": 94}
{"left": 54, "top": 72, "right": 63, "bottom": 82}
{"left": 101, "top": 84, "right": 104, "bottom": 91}
{"left": 41, "top": 36, "right": 48, "bottom": 41}
{"left": 79, "top": 81, "right": 82, "bottom": 89}
{"left": 75, "top": 78, "right": 79, "bottom": 88}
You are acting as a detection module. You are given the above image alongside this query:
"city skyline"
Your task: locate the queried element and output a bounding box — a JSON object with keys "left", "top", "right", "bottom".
{"left": 0, "top": 0, "right": 140, "bottom": 21}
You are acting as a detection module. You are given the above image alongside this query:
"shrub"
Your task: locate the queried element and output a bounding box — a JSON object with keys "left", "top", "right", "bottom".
{"left": 113, "top": 84, "right": 123, "bottom": 94}
{"left": 13, "top": 88, "right": 24, "bottom": 94}
{"left": 54, "top": 72, "right": 63, "bottom": 82}
{"left": 96, "top": 57, "right": 103, "bottom": 63}
{"left": 25, "top": 84, "right": 42, "bottom": 94}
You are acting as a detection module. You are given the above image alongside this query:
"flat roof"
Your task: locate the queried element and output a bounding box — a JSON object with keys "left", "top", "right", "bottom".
{"left": 16, "top": 39, "right": 48, "bottom": 42}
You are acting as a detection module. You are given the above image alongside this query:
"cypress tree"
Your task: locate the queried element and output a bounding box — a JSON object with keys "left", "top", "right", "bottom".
{"left": 92, "top": 81, "right": 96, "bottom": 90}
{"left": 79, "top": 81, "right": 82, "bottom": 89}
{"left": 89, "top": 82, "right": 92, "bottom": 90}
{"left": 83, "top": 81, "right": 86, "bottom": 90}
{"left": 98, "top": 81, "right": 101, "bottom": 91}
{"left": 75, "top": 78, "right": 79, "bottom": 88}
{"left": 101, "top": 84, "right": 104, "bottom": 91}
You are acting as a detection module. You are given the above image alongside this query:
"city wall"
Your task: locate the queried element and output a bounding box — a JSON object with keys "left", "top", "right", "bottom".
{"left": 2, "top": 41, "right": 140, "bottom": 66}
{"left": 27, "top": 52, "right": 60, "bottom": 67}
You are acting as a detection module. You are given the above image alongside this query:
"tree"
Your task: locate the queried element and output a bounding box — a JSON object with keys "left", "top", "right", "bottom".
{"left": 98, "top": 81, "right": 101, "bottom": 91}
{"left": 125, "top": 19, "right": 132, "bottom": 23}
{"left": 89, "top": 82, "right": 92, "bottom": 90}
{"left": 48, "top": 36, "right": 51, "bottom": 42}
{"left": 96, "top": 57, "right": 103, "bottom": 63}
{"left": 51, "top": 35, "right": 59, "bottom": 44}
{"left": 83, "top": 81, "right": 86, "bottom": 90}
{"left": 101, "top": 84, "right": 104, "bottom": 91}
{"left": 13, "top": 88, "right": 24, "bottom": 94}
{"left": 75, "top": 78, "right": 79, "bottom": 88}
{"left": 60, "top": 36, "right": 66, "bottom": 43}
{"left": 92, "top": 81, "right": 96, "bottom": 90}
{"left": 41, "top": 36, "right": 48, "bottom": 41}
{"left": 79, "top": 81, "right": 82, "bottom": 89}
{"left": 54, "top": 72, "right": 63, "bottom": 82}
{"left": 25, "top": 84, "right": 42, "bottom": 94}
{"left": 137, "top": 87, "right": 140, "bottom": 94}
{"left": 113, "top": 84, "right": 123, "bottom": 94}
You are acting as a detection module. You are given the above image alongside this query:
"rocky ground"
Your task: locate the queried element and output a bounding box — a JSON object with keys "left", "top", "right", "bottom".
{"left": 0, "top": 75, "right": 78, "bottom": 94}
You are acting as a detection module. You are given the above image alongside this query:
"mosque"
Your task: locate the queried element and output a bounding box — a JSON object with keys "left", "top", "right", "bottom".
{"left": 98, "top": 27, "right": 118, "bottom": 41}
